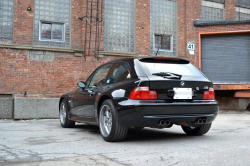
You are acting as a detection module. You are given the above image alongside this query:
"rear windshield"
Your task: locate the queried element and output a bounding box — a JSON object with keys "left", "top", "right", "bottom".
{"left": 140, "top": 62, "right": 203, "bottom": 77}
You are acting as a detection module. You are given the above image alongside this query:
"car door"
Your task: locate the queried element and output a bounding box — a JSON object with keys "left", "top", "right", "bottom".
{"left": 71, "top": 64, "right": 112, "bottom": 120}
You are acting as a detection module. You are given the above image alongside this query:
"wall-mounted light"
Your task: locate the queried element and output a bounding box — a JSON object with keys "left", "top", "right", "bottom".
{"left": 27, "top": 7, "right": 32, "bottom": 11}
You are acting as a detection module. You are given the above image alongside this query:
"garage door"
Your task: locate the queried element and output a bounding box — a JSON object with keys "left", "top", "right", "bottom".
{"left": 201, "top": 33, "right": 250, "bottom": 84}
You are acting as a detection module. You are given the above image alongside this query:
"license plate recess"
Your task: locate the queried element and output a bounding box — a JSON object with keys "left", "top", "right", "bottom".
{"left": 173, "top": 88, "right": 192, "bottom": 99}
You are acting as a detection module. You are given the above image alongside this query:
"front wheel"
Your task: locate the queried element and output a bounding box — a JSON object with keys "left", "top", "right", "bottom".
{"left": 99, "top": 99, "right": 128, "bottom": 142}
{"left": 181, "top": 123, "right": 212, "bottom": 136}
{"left": 59, "top": 99, "right": 75, "bottom": 128}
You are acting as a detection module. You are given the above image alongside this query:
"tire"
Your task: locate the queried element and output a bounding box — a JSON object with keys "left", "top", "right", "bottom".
{"left": 181, "top": 123, "right": 212, "bottom": 136}
{"left": 99, "top": 99, "right": 128, "bottom": 142}
{"left": 59, "top": 99, "right": 75, "bottom": 128}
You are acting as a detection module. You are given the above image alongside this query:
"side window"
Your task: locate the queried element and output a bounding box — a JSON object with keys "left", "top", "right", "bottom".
{"left": 106, "top": 62, "right": 131, "bottom": 84}
{"left": 40, "top": 22, "right": 64, "bottom": 41}
{"left": 88, "top": 64, "right": 112, "bottom": 88}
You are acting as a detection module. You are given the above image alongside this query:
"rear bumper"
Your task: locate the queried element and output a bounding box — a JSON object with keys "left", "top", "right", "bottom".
{"left": 115, "top": 99, "right": 219, "bottom": 127}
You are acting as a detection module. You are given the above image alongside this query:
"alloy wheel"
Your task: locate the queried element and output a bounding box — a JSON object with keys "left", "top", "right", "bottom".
{"left": 60, "top": 102, "right": 66, "bottom": 125}
{"left": 100, "top": 105, "right": 112, "bottom": 137}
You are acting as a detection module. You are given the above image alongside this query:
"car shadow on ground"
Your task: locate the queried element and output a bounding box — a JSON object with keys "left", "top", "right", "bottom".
{"left": 126, "top": 128, "right": 188, "bottom": 142}
{"left": 74, "top": 124, "right": 100, "bottom": 134}
{"left": 73, "top": 124, "right": 203, "bottom": 142}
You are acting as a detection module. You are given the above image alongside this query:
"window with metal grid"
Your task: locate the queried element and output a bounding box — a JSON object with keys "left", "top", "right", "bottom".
{"left": 33, "top": 0, "right": 71, "bottom": 48}
{"left": 104, "top": 0, "right": 135, "bottom": 53}
{"left": 236, "top": 7, "right": 250, "bottom": 21}
{"left": 236, "top": 12, "right": 250, "bottom": 20}
{"left": 150, "top": 0, "right": 177, "bottom": 56}
{"left": 202, "top": 6, "right": 224, "bottom": 20}
{"left": 202, "top": 1, "right": 224, "bottom": 20}
{"left": 0, "top": 0, "right": 14, "bottom": 44}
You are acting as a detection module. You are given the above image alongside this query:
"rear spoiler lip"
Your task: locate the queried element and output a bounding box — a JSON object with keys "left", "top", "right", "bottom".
{"left": 138, "top": 57, "right": 190, "bottom": 64}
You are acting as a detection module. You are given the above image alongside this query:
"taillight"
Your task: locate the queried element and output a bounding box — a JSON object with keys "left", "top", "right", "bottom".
{"left": 129, "top": 86, "right": 157, "bottom": 100}
{"left": 203, "top": 87, "right": 215, "bottom": 100}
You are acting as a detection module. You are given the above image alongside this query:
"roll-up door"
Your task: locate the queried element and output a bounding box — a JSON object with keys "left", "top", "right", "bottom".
{"left": 201, "top": 33, "right": 250, "bottom": 84}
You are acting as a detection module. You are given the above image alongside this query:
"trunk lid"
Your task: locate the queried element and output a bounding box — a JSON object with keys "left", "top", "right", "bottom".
{"left": 138, "top": 57, "right": 213, "bottom": 101}
{"left": 148, "top": 75, "right": 212, "bottom": 100}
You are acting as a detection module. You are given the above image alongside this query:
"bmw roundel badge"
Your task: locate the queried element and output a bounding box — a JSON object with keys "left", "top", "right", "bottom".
{"left": 180, "top": 81, "right": 185, "bottom": 87}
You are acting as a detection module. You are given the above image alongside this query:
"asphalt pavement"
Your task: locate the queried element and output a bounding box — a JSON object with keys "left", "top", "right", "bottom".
{"left": 0, "top": 112, "right": 250, "bottom": 166}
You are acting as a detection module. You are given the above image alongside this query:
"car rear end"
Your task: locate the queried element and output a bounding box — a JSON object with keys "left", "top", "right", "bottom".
{"left": 117, "top": 57, "right": 219, "bottom": 129}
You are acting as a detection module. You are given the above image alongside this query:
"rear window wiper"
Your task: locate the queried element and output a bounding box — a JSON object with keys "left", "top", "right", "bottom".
{"left": 152, "top": 72, "right": 182, "bottom": 79}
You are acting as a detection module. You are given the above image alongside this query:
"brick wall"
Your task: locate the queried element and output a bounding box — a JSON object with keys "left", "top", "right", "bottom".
{"left": 225, "top": 0, "right": 236, "bottom": 20}
{"left": 0, "top": 47, "right": 122, "bottom": 97}
{"left": 71, "top": 0, "right": 85, "bottom": 50}
{"left": 13, "top": 0, "right": 34, "bottom": 45}
{"left": 136, "top": 0, "right": 150, "bottom": 56}
{"left": 178, "top": 0, "right": 203, "bottom": 64}
{"left": 0, "top": 48, "right": 93, "bottom": 96}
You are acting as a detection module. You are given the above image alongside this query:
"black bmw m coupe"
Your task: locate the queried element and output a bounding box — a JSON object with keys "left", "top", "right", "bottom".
{"left": 59, "top": 57, "right": 219, "bottom": 142}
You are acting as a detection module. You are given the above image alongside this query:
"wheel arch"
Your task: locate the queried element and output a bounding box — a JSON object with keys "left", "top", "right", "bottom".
{"left": 59, "top": 97, "right": 65, "bottom": 111}
{"left": 97, "top": 95, "right": 112, "bottom": 118}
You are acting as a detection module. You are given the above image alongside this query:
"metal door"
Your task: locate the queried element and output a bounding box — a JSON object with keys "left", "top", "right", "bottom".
{"left": 201, "top": 33, "right": 250, "bottom": 84}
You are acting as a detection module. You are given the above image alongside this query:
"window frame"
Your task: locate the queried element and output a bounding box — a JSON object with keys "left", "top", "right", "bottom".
{"left": 153, "top": 34, "right": 173, "bottom": 52}
{"left": 39, "top": 21, "right": 65, "bottom": 42}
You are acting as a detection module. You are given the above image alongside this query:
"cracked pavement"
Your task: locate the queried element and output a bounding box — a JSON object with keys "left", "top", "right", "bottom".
{"left": 0, "top": 112, "right": 250, "bottom": 166}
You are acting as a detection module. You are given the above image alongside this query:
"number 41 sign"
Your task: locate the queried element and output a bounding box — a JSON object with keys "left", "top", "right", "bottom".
{"left": 187, "top": 41, "right": 195, "bottom": 51}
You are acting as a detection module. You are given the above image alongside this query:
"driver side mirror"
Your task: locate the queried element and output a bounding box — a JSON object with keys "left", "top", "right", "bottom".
{"left": 77, "top": 81, "right": 86, "bottom": 89}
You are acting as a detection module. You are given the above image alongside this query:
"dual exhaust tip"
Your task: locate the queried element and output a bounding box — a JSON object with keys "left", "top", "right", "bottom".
{"left": 159, "top": 120, "right": 171, "bottom": 126}
{"left": 196, "top": 118, "right": 207, "bottom": 124}
{"left": 159, "top": 118, "right": 207, "bottom": 126}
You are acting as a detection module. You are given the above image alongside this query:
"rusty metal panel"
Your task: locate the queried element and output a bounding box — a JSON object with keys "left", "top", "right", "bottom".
{"left": 235, "top": 91, "right": 250, "bottom": 98}
{"left": 213, "top": 84, "right": 250, "bottom": 90}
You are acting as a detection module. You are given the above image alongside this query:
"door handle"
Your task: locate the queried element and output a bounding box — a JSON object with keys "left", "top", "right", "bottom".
{"left": 87, "top": 90, "right": 95, "bottom": 96}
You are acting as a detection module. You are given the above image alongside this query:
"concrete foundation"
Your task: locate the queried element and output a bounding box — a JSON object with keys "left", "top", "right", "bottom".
{"left": 239, "top": 98, "right": 249, "bottom": 111}
{"left": 14, "top": 98, "right": 60, "bottom": 119}
{"left": 0, "top": 98, "right": 13, "bottom": 119}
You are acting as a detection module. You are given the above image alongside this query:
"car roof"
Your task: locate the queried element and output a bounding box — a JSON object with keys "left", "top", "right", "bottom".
{"left": 105, "top": 56, "right": 189, "bottom": 64}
